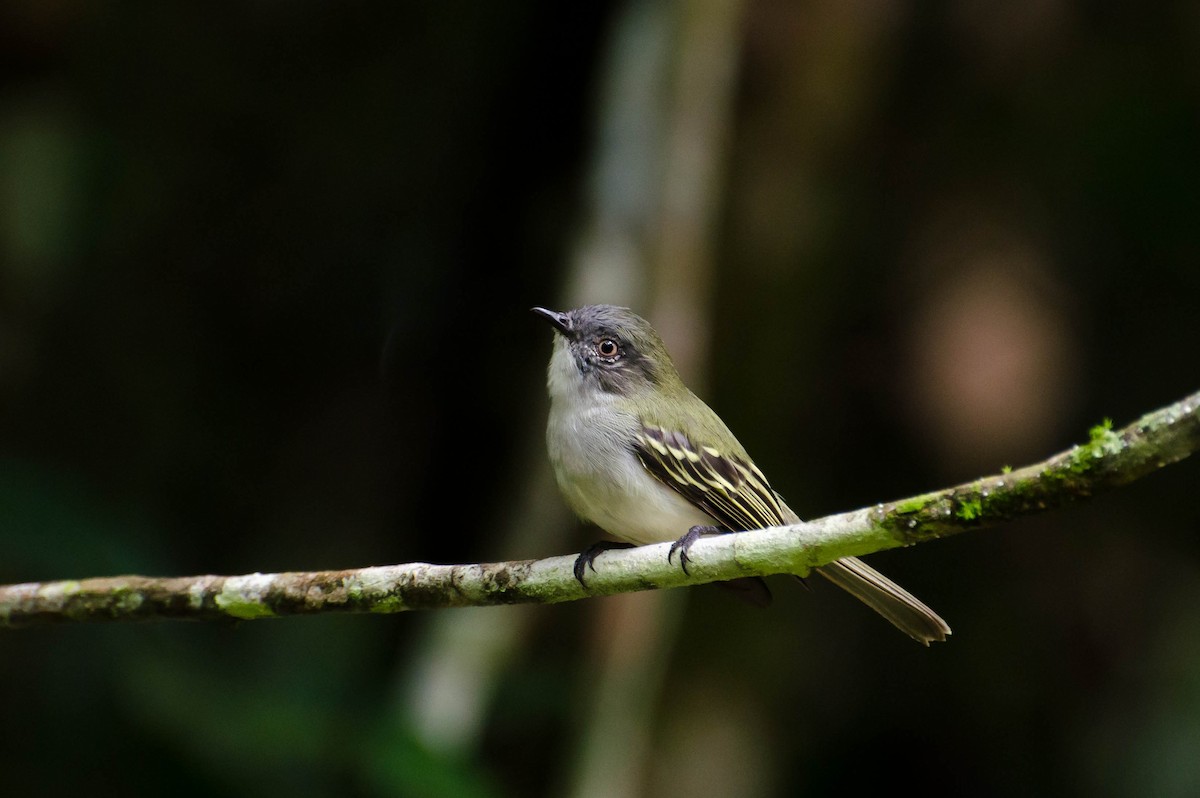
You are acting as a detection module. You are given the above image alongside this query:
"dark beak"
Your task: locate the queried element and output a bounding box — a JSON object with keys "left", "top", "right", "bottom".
{"left": 531, "top": 306, "right": 572, "bottom": 336}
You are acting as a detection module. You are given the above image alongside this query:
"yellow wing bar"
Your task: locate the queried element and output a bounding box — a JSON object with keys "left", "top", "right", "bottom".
{"left": 634, "top": 424, "right": 786, "bottom": 532}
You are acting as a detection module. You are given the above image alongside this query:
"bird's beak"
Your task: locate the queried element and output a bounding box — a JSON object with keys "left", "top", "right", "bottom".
{"left": 531, "top": 306, "right": 572, "bottom": 336}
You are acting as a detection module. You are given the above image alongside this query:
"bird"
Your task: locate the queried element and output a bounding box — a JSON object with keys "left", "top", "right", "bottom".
{"left": 532, "top": 303, "right": 949, "bottom": 645}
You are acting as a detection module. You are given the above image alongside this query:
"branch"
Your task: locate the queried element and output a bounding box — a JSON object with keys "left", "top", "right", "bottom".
{"left": 2, "top": 390, "right": 1197, "bottom": 630}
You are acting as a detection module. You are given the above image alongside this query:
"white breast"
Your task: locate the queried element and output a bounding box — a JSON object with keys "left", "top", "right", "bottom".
{"left": 545, "top": 347, "right": 715, "bottom": 545}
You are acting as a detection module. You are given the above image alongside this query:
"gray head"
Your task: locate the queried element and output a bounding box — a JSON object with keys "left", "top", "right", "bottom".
{"left": 531, "top": 305, "right": 682, "bottom": 397}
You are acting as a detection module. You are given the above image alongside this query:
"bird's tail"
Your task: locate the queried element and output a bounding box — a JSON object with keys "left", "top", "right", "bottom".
{"left": 817, "top": 557, "right": 951, "bottom": 645}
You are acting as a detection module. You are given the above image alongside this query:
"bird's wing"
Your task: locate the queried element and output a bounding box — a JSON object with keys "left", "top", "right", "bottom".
{"left": 633, "top": 424, "right": 788, "bottom": 532}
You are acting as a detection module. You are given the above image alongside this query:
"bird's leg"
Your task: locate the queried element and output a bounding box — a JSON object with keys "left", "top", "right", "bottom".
{"left": 668, "top": 525, "right": 722, "bottom": 576}
{"left": 573, "top": 540, "right": 636, "bottom": 586}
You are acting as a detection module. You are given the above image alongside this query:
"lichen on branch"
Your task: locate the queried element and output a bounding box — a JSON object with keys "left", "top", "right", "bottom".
{"left": 1, "top": 390, "right": 1197, "bottom": 630}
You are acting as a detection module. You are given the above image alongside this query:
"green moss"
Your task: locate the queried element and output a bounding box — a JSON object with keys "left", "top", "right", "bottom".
{"left": 894, "top": 495, "right": 933, "bottom": 514}
{"left": 1089, "top": 417, "right": 1114, "bottom": 441}
{"left": 1091, "top": 420, "right": 1122, "bottom": 453}
{"left": 1063, "top": 417, "right": 1124, "bottom": 476}
{"left": 956, "top": 498, "right": 983, "bottom": 521}
{"left": 369, "top": 595, "right": 407, "bottom": 614}
{"left": 110, "top": 586, "right": 144, "bottom": 614}
{"left": 214, "top": 590, "right": 276, "bottom": 619}
{"left": 1001, "top": 465, "right": 1013, "bottom": 474}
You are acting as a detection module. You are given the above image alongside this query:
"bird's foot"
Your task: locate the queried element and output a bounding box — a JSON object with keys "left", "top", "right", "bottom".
{"left": 573, "top": 540, "right": 636, "bottom": 586}
{"left": 668, "top": 525, "right": 721, "bottom": 576}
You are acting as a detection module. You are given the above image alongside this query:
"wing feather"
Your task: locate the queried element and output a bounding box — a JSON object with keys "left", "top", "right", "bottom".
{"left": 633, "top": 426, "right": 950, "bottom": 642}
{"left": 634, "top": 424, "right": 786, "bottom": 532}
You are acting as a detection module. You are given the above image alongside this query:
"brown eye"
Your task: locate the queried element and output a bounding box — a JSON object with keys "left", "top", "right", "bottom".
{"left": 597, "top": 339, "right": 620, "bottom": 359}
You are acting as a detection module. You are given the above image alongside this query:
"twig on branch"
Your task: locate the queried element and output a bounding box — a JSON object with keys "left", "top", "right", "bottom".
{"left": 2, "top": 390, "right": 1197, "bottom": 630}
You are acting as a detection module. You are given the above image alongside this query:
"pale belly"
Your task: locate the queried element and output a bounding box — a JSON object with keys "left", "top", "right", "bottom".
{"left": 551, "top": 431, "right": 716, "bottom": 546}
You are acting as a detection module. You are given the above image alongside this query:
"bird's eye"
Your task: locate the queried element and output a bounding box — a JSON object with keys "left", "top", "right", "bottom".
{"left": 596, "top": 339, "right": 620, "bottom": 359}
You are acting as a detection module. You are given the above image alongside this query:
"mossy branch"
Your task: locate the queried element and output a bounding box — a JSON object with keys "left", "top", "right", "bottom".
{"left": 2, "top": 390, "right": 1197, "bottom": 630}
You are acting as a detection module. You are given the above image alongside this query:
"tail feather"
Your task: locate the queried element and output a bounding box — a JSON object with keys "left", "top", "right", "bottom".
{"left": 817, "top": 557, "right": 951, "bottom": 645}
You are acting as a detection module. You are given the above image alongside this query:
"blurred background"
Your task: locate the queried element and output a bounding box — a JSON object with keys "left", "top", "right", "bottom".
{"left": 2, "top": 1, "right": 1199, "bottom": 796}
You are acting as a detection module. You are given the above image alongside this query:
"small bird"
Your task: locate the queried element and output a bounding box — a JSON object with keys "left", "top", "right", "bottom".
{"left": 532, "top": 304, "right": 950, "bottom": 644}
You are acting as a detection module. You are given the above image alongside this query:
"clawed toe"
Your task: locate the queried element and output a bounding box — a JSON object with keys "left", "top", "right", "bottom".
{"left": 573, "top": 540, "right": 636, "bottom": 586}
{"left": 668, "top": 525, "right": 720, "bottom": 576}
